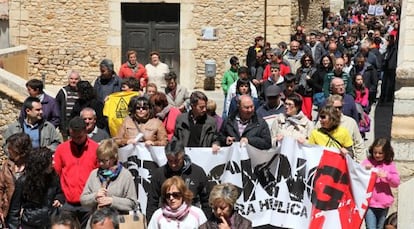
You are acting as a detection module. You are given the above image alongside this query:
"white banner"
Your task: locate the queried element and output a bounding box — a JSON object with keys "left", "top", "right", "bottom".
{"left": 118, "top": 138, "right": 374, "bottom": 228}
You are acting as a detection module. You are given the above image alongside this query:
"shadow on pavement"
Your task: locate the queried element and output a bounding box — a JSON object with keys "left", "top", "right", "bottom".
{"left": 374, "top": 102, "right": 394, "bottom": 139}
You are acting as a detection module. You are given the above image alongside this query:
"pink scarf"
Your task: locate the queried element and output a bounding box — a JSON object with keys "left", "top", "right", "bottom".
{"left": 162, "top": 202, "right": 190, "bottom": 222}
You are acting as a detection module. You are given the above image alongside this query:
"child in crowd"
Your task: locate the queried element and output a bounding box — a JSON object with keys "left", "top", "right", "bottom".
{"left": 353, "top": 74, "right": 370, "bottom": 138}
{"left": 362, "top": 138, "right": 400, "bottom": 229}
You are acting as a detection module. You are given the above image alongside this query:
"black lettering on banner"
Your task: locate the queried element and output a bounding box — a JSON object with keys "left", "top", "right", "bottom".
{"left": 311, "top": 165, "right": 348, "bottom": 210}
{"left": 290, "top": 203, "right": 301, "bottom": 215}
{"left": 124, "top": 155, "right": 159, "bottom": 198}
{"left": 259, "top": 198, "right": 270, "bottom": 211}
{"left": 207, "top": 159, "right": 256, "bottom": 202}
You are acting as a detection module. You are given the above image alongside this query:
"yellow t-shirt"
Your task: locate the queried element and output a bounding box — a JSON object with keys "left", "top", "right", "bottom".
{"left": 103, "top": 91, "right": 140, "bottom": 137}
{"left": 308, "top": 126, "right": 353, "bottom": 149}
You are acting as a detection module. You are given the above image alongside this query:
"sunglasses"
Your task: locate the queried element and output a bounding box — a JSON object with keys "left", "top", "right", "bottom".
{"left": 320, "top": 115, "right": 327, "bottom": 119}
{"left": 334, "top": 106, "right": 343, "bottom": 110}
{"left": 165, "top": 192, "right": 182, "bottom": 199}
{"left": 136, "top": 106, "right": 149, "bottom": 111}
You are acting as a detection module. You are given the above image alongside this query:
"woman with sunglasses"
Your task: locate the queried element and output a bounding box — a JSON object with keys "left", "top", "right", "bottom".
{"left": 199, "top": 183, "right": 252, "bottom": 229}
{"left": 80, "top": 139, "right": 137, "bottom": 229}
{"left": 148, "top": 176, "right": 207, "bottom": 229}
{"left": 308, "top": 106, "right": 353, "bottom": 156}
{"left": 115, "top": 95, "right": 168, "bottom": 146}
{"left": 271, "top": 94, "right": 314, "bottom": 147}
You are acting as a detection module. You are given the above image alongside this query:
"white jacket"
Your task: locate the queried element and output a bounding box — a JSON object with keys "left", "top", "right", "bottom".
{"left": 147, "top": 205, "right": 207, "bottom": 229}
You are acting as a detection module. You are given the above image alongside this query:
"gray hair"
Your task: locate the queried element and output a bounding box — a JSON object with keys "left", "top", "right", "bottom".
{"left": 164, "top": 139, "right": 185, "bottom": 156}
{"left": 90, "top": 207, "right": 119, "bottom": 229}
{"left": 208, "top": 183, "right": 239, "bottom": 208}
{"left": 80, "top": 107, "right": 97, "bottom": 118}
{"left": 67, "top": 69, "right": 80, "bottom": 79}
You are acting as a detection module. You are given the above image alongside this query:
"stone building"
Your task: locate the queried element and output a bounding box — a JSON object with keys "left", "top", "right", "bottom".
{"left": 4, "top": 0, "right": 338, "bottom": 90}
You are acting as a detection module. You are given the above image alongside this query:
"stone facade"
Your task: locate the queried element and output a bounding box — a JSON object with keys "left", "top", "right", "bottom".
{"left": 7, "top": 0, "right": 293, "bottom": 90}
{"left": 0, "top": 92, "right": 22, "bottom": 150}
{"left": 9, "top": 0, "right": 110, "bottom": 84}
{"left": 291, "top": 0, "right": 328, "bottom": 32}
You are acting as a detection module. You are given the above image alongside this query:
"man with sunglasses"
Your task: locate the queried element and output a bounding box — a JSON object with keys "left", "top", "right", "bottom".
{"left": 146, "top": 140, "right": 211, "bottom": 221}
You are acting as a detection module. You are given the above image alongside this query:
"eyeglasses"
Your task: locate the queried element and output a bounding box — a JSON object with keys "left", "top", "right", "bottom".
{"left": 285, "top": 102, "right": 295, "bottom": 106}
{"left": 136, "top": 106, "right": 149, "bottom": 111}
{"left": 165, "top": 192, "right": 182, "bottom": 199}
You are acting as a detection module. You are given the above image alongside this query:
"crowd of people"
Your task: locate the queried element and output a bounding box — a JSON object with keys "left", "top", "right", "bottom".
{"left": 0, "top": 1, "right": 403, "bottom": 228}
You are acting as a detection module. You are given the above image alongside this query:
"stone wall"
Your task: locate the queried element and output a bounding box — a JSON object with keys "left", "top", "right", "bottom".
{"left": 8, "top": 0, "right": 293, "bottom": 90}
{"left": 9, "top": 0, "right": 110, "bottom": 84}
{"left": 190, "top": 0, "right": 266, "bottom": 89}
{"left": 291, "top": 0, "right": 328, "bottom": 33}
{"left": 0, "top": 92, "right": 22, "bottom": 150}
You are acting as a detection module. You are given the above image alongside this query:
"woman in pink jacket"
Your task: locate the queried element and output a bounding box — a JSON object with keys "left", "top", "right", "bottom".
{"left": 150, "top": 92, "right": 181, "bottom": 141}
{"left": 362, "top": 138, "right": 400, "bottom": 229}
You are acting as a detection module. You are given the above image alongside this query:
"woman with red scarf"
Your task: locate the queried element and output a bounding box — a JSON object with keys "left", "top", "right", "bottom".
{"left": 118, "top": 50, "right": 148, "bottom": 90}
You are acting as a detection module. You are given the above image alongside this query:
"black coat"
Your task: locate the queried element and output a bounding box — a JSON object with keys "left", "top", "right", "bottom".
{"left": 7, "top": 175, "right": 64, "bottom": 229}
{"left": 219, "top": 113, "right": 272, "bottom": 150}
{"left": 146, "top": 155, "right": 211, "bottom": 221}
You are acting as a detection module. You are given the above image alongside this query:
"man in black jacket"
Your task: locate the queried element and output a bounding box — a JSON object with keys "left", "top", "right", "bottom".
{"left": 219, "top": 95, "right": 272, "bottom": 150}
{"left": 146, "top": 140, "right": 211, "bottom": 221}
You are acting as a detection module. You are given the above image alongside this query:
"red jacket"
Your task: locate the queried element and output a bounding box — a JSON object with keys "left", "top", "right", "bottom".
{"left": 163, "top": 107, "right": 181, "bottom": 141}
{"left": 53, "top": 138, "right": 99, "bottom": 204}
{"left": 118, "top": 62, "right": 148, "bottom": 88}
{"left": 262, "top": 62, "right": 291, "bottom": 81}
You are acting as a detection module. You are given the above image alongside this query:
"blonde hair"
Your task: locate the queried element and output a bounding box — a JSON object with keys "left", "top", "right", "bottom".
{"left": 206, "top": 99, "right": 217, "bottom": 113}
{"left": 96, "top": 139, "right": 118, "bottom": 160}
{"left": 209, "top": 183, "right": 239, "bottom": 208}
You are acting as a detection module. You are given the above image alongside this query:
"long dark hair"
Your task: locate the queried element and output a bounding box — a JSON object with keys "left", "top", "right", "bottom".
{"left": 22, "top": 147, "right": 55, "bottom": 204}
{"left": 77, "top": 80, "right": 96, "bottom": 100}
{"left": 368, "top": 138, "right": 394, "bottom": 164}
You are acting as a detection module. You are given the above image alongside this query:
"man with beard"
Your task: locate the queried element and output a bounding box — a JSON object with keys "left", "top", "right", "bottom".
{"left": 94, "top": 59, "right": 122, "bottom": 103}
{"left": 174, "top": 91, "right": 218, "bottom": 148}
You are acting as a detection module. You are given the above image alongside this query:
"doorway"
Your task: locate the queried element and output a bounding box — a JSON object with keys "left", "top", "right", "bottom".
{"left": 121, "top": 3, "right": 180, "bottom": 76}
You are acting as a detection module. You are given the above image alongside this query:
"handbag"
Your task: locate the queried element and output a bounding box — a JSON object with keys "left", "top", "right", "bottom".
{"left": 119, "top": 210, "right": 147, "bottom": 229}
